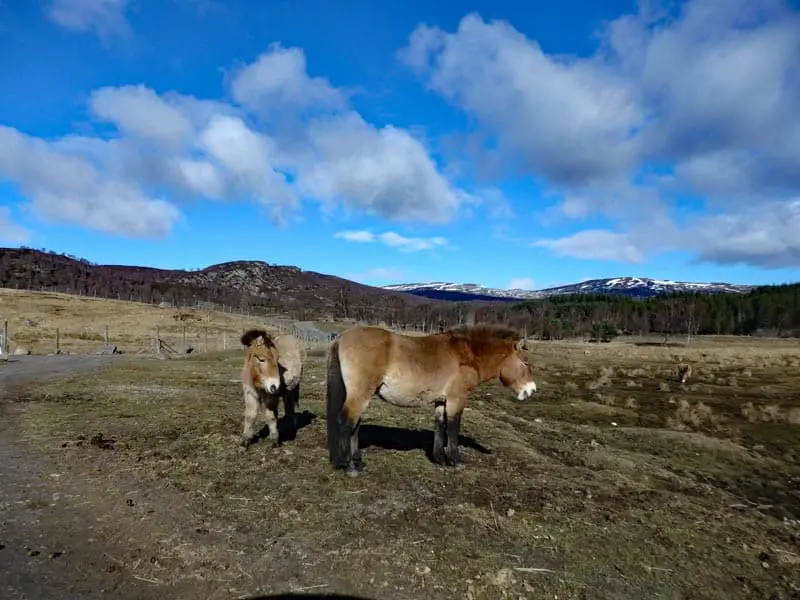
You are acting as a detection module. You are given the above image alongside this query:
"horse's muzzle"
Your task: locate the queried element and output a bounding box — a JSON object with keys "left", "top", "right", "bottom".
{"left": 517, "top": 381, "right": 538, "bottom": 401}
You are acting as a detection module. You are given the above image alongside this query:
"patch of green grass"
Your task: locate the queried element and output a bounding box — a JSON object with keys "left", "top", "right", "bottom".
{"left": 15, "top": 343, "right": 800, "bottom": 599}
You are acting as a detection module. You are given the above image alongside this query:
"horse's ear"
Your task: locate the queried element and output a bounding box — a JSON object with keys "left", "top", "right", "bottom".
{"left": 515, "top": 338, "right": 531, "bottom": 352}
{"left": 253, "top": 335, "right": 265, "bottom": 346}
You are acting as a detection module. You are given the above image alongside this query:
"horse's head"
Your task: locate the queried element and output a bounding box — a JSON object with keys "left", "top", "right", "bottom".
{"left": 241, "top": 329, "right": 281, "bottom": 394}
{"left": 498, "top": 339, "right": 537, "bottom": 401}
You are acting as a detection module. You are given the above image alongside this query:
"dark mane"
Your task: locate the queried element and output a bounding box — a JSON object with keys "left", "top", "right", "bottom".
{"left": 443, "top": 323, "right": 522, "bottom": 343}
{"left": 240, "top": 328, "right": 275, "bottom": 347}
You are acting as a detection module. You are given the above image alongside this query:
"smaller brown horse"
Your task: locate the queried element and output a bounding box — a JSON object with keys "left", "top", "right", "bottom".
{"left": 326, "top": 324, "right": 538, "bottom": 476}
{"left": 240, "top": 328, "right": 305, "bottom": 449}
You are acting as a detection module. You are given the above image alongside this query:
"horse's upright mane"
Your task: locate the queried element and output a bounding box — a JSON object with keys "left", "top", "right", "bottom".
{"left": 240, "top": 328, "right": 275, "bottom": 347}
{"left": 443, "top": 323, "right": 521, "bottom": 343}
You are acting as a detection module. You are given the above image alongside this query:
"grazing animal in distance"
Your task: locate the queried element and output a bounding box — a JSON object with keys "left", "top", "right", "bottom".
{"left": 239, "top": 328, "right": 305, "bottom": 449}
{"left": 678, "top": 363, "right": 692, "bottom": 384}
{"left": 326, "top": 324, "right": 538, "bottom": 477}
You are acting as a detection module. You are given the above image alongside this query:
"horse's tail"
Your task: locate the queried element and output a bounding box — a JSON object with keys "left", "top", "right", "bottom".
{"left": 326, "top": 337, "right": 348, "bottom": 467}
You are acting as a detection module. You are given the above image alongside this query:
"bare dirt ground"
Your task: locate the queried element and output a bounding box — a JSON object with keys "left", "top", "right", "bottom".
{"left": 2, "top": 335, "right": 800, "bottom": 599}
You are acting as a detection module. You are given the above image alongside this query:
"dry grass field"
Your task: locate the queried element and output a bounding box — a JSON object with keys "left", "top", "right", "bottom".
{"left": 0, "top": 288, "right": 299, "bottom": 355}
{"left": 5, "top": 321, "right": 800, "bottom": 599}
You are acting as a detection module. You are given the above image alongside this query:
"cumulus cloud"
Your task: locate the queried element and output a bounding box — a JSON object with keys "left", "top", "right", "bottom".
{"left": 0, "top": 207, "right": 30, "bottom": 244}
{"left": 400, "top": 0, "right": 800, "bottom": 268}
{"left": 533, "top": 230, "right": 644, "bottom": 264}
{"left": 0, "top": 44, "right": 469, "bottom": 238}
{"left": 230, "top": 43, "right": 347, "bottom": 116}
{"left": 508, "top": 277, "right": 535, "bottom": 291}
{"left": 45, "top": 0, "right": 131, "bottom": 38}
{"left": 0, "top": 126, "right": 180, "bottom": 238}
{"left": 334, "top": 230, "right": 448, "bottom": 252}
{"left": 683, "top": 200, "right": 800, "bottom": 268}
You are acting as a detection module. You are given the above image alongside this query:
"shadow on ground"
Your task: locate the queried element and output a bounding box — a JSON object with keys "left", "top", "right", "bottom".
{"left": 245, "top": 595, "right": 375, "bottom": 599}
{"left": 253, "top": 410, "right": 317, "bottom": 445}
{"left": 358, "top": 423, "right": 491, "bottom": 463}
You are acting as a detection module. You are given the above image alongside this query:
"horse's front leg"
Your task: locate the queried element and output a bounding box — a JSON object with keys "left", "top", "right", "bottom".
{"left": 432, "top": 401, "right": 446, "bottom": 465}
{"left": 263, "top": 395, "right": 280, "bottom": 448}
{"left": 240, "top": 386, "right": 260, "bottom": 448}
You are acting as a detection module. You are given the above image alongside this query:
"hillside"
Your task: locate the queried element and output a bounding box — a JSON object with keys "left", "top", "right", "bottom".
{"left": 385, "top": 277, "right": 754, "bottom": 301}
{"left": 0, "top": 247, "right": 433, "bottom": 322}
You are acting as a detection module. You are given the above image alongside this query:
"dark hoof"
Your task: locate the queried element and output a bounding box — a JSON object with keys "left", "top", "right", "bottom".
{"left": 239, "top": 436, "right": 252, "bottom": 448}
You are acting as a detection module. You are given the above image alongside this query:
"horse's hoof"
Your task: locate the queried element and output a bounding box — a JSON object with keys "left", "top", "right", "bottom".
{"left": 238, "top": 437, "right": 251, "bottom": 449}
{"left": 345, "top": 466, "right": 360, "bottom": 478}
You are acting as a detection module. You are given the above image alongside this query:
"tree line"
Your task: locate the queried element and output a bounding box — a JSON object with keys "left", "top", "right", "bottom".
{"left": 2, "top": 247, "right": 799, "bottom": 338}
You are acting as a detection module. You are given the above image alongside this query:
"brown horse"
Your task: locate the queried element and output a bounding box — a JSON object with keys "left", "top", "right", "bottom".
{"left": 240, "top": 328, "right": 305, "bottom": 449}
{"left": 326, "top": 324, "right": 538, "bottom": 476}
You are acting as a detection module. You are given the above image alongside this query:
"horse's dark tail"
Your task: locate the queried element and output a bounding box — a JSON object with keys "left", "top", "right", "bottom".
{"left": 326, "top": 338, "right": 348, "bottom": 467}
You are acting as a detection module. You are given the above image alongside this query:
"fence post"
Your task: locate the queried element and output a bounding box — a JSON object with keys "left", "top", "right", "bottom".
{"left": 182, "top": 326, "right": 187, "bottom": 353}
{"left": 2, "top": 321, "right": 7, "bottom": 355}
{"left": 204, "top": 327, "right": 208, "bottom": 353}
{"left": 55, "top": 327, "right": 60, "bottom": 354}
{"left": 104, "top": 325, "right": 109, "bottom": 348}
{"left": 155, "top": 326, "right": 160, "bottom": 355}
{"left": 223, "top": 331, "right": 227, "bottom": 351}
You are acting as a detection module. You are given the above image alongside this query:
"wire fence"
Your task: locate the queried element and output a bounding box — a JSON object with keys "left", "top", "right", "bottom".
{"left": 0, "top": 318, "right": 337, "bottom": 358}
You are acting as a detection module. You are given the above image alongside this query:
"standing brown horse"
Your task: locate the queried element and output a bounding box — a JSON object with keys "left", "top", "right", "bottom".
{"left": 240, "top": 328, "right": 305, "bottom": 449}
{"left": 326, "top": 324, "right": 538, "bottom": 476}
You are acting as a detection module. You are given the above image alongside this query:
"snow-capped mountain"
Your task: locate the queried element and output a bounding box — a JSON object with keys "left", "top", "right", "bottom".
{"left": 383, "top": 277, "right": 754, "bottom": 302}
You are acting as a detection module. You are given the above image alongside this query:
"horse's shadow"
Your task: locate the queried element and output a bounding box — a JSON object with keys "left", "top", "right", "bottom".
{"left": 358, "top": 424, "right": 492, "bottom": 463}
{"left": 254, "top": 410, "right": 316, "bottom": 445}
{"left": 242, "top": 595, "right": 374, "bottom": 600}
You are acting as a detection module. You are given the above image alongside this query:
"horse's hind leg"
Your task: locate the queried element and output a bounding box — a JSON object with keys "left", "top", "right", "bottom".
{"left": 444, "top": 396, "right": 467, "bottom": 468}
{"left": 339, "top": 394, "right": 370, "bottom": 477}
{"left": 283, "top": 384, "right": 299, "bottom": 430}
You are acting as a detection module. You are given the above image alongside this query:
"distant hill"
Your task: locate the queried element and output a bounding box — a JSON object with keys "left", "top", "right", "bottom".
{"left": 385, "top": 276, "right": 754, "bottom": 301}
{"left": 0, "top": 247, "right": 433, "bottom": 322}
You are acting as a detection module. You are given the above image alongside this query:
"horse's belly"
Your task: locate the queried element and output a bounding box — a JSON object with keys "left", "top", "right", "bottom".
{"left": 377, "top": 379, "right": 437, "bottom": 408}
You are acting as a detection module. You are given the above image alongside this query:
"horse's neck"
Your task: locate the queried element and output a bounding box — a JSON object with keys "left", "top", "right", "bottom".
{"left": 468, "top": 342, "right": 507, "bottom": 382}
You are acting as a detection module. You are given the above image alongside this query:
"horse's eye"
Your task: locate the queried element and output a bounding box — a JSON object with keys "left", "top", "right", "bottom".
{"left": 256, "top": 357, "right": 265, "bottom": 363}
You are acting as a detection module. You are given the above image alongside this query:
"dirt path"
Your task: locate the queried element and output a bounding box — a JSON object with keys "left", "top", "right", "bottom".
{"left": 0, "top": 356, "right": 163, "bottom": 600}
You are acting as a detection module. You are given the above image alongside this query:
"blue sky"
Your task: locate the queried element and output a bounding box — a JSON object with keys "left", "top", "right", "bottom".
{"left": 1, "top": 0, "right": 799, "bottom": 291}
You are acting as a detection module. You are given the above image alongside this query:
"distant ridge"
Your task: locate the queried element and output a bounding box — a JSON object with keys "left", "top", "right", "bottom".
{"left": 384, "top": 276, "right": 754, "bottom": 301}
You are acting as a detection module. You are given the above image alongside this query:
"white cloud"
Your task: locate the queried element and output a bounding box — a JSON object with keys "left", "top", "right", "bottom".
{"left": 400, "top": 0, "right": 800, "bottom": 269}
{"left": 295, "top": 112, "right": 465, "bottom": 223}
{"left": 682, "top": 200, "right": 800, "bottom": 268}
{"left": 0, "top": 207, "right": 30, "bottom": 244}
{"left": 90, "top": 85, "right": 195, "bottom": 148}
{"left": 0, "top": 126, "right": 180, "bottom": 238}
{"left": 508, "top": 277, "right": 535, "bottom": 291}
{"left": 45, "top": 0, "right": 131, "bottom": 38}
{"left": 230, "top": 43, "right": 347, "bottom": 116}
{"left": 399, "top": 13, "right": 643, "bottom": 186}
{"left": 344, "top": 267, "right": 407, "bottom": 285}
{"left": 533, "top": 230, "right": 644, "bottom": 264}
{"left": 334, "top": 230, "right": 448, "bottom": 252}
{"left": 0, "top": 44, "right": 469, "bottom": 238}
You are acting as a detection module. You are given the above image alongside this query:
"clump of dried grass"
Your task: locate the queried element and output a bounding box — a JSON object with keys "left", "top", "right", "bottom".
{"left": 586, "top": 366, "right": 614, "bottom": 390}
{"left": 740, "top": 401, "right": 800, "bottom": 424}
{"left": 668, "top": 399, "right": 720, "bottom": 430}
